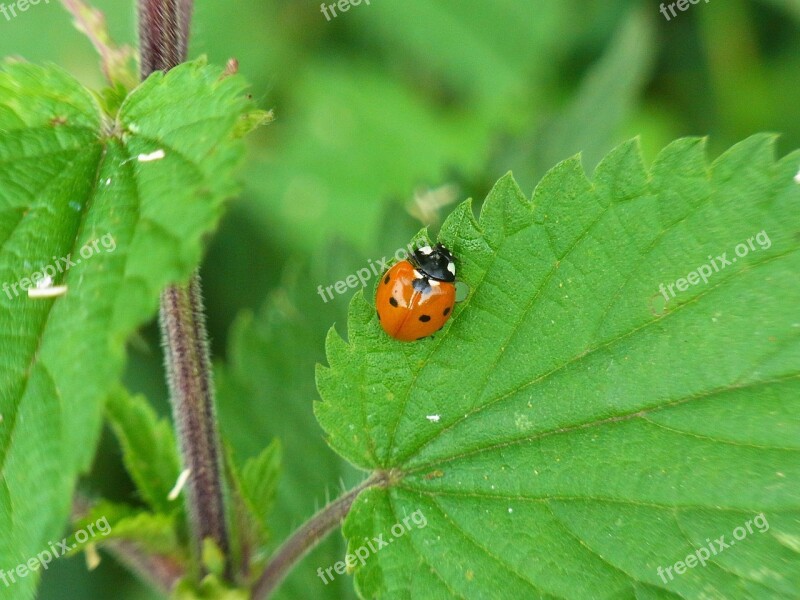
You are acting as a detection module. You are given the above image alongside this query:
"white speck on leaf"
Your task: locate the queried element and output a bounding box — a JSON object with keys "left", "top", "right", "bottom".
{"left": 168, "top": 468, "right": 191, "bottom": 500}
{"left": 138, "top": 149, "right": 166, "bottom": 162}
{"left": 426, "top": 414, "right": 440, "bottom": 423}
{"left": 28, "top": 285, "right": 68, "bottom": 299}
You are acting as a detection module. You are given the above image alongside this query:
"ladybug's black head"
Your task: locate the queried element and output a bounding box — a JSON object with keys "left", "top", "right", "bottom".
{"left": 411, "top": 243, "right": 456, "bottom": 282}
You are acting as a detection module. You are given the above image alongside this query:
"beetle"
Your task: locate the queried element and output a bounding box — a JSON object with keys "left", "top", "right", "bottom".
{"left": 376, "top": 243, "right": 457, "bottom": 341}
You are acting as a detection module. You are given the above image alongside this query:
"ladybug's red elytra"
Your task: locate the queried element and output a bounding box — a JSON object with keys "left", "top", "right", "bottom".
{"left": 376, "top": 244, "right": 457, "bottom": 341}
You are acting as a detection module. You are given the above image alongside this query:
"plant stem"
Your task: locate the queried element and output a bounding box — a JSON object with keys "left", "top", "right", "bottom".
{"left": 251, "top": 472, "right": 390, "bottom": 600}
{"left": 137, "top": 0, "right": 228, "bottom": 580}
{"left": 176, "top": 0, "right": 194, "bottom": 63}
{"left": 138, "top": 0, "right": 183, "bottom": 77}
{"left": 160, "top": 273, "right": 230, "bottom": 577}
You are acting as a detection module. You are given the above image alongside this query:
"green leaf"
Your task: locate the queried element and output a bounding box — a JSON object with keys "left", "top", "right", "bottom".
{"left": 71, "top": 501, "right": 183, "bottom": 558}
{"left": 223, "top": 439, "right": 280, "bottom": 577}
{"left": 202, "top": 538, "right": 226, "bottom": 579}
{"left": 0, "top": 59, "right": 255, "bottom": 599}
{"left": 317, "top": 135, "right": 800, "bottom": 598}
{"left": 239, "top": 439, "right": 281, "bottom": 541}
{"left": 106, "top": 387, "right": 182, "bottom": 514}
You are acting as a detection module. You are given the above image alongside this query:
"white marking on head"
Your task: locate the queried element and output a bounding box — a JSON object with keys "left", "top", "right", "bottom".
{"left": 447, "top": 262, "right": 456, "bottom": 275}
{"left": 418, "top": 245, "right": 432, "bottom": 255}
{"left": 413, "top": 269, "right": 424, "bottom": 279}
{"left": 429, "top": 280, "right": 440, "bottom": 287}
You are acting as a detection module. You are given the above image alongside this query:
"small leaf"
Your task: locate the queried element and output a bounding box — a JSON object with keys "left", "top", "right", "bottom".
{"left": 71, "top": 501, "right": 183, "bottom": 559}
{"left": 239, "top": 439, "right": 282, "bottom": 537}
{"left": 106, "top": 387, "right": 182, "bottom": 514}
{"left": 202, "top": 538, "right": 226, "bottom": 579}
{"left": 223, "top": 439, "right": 280, "bottom": 581}
{"left": 233, "top": 109, "right": 274, "bottom": 139}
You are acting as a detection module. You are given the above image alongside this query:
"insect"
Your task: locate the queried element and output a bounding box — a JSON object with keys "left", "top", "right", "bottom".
{"left": 376, "top": 243, "right": 457, "bottom": 341}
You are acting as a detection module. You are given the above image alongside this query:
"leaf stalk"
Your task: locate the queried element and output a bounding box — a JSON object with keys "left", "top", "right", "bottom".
{"left": 251, "top": 472, "right": 390, "bottom": 600}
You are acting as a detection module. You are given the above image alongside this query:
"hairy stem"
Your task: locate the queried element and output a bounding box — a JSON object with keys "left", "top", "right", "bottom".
{"left": 251, "top": 472, "right": 390, "bottom": 600}
{"left": 137, "top": 0, "right": 229, "bottom": 580}
{"left": 176, "top": 0, "right": 194, "bottom": 63}
{"left": 160, "top": 274, "right": 230, "bottom": 577}
{"left": 138, "top": 0, "right": 183, "bottom": 77}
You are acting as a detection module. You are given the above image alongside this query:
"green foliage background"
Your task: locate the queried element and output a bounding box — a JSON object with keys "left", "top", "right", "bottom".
{"left": 0, "top": 0, "right": 798, "bottom": 598}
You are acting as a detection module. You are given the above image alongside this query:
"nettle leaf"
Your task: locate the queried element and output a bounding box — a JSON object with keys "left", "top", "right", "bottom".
{"left": 71, "top": 501, "right": 183, "bottom": 559}
{"left": 106, "top": 387, "right": 182, "bottom": 514}
{"left": 316, "top": 135, "right": 800, "bottom": 598}
{"left": 239, "top": 439, "right": 281, "bottom": 541}
{"left": 0, "top": 59, "right": 254, "bottom": 599}
{"left": 224, "top": 439, "right": 280, "bottom": 576}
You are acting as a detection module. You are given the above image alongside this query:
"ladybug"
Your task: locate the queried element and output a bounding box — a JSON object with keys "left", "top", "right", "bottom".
{"left": 376, "top": 243, "right": 457, "bottom": 341}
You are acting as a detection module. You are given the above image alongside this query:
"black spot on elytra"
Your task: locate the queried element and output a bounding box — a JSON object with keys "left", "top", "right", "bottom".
{"left": 389, "top": 296, "right": 399, "bottom": 307}
{"left": 384, "top": 274, "right": 390, "bottom": 284}
{"left": 443, "top": 306, "right": 451, "bottom": 316}
{"left": 419, "top": 314, "right": 431, "bottom": 322}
